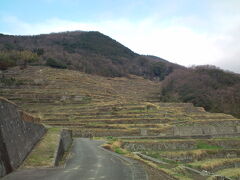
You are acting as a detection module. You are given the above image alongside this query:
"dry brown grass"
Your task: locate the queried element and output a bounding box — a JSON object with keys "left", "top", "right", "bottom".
{"left": 208, "top": 168, "right": 240, "bottom": 179}
{"left": 1, "top": 66, "right": 240, "bottom": 137}
{"left": 189, "top": 158, "right": 240, "bottom": 171}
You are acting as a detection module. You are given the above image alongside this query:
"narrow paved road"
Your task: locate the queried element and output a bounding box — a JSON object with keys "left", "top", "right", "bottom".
{"left": 3, "top": 138, "right": 147, "bottom": 180}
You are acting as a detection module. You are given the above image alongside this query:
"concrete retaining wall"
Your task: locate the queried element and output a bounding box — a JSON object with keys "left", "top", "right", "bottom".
{"left": 54, "top": 129, "right": 72, "bottom": 166}
{"left": 0, "top": 97, "right": 46, "bottom": 177}
{"left": 0, "top": 129, "right": 12, "bottom": 177}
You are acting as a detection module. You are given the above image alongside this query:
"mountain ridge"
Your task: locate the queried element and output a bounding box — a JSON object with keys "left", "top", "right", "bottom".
{"left": 0, "top": 30, "right": 182, "bottom": 79}
{"left": 1, "top": 30, "right": 239, "bottom": 118}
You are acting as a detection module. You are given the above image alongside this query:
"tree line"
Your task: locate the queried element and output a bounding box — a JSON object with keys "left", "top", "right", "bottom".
{"left": 160, "top": 65, "right": 240, "bottom": 118}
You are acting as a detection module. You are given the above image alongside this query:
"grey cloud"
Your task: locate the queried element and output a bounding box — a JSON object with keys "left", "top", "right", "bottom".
{"left": 214, "top": 26, "right": 240, "bottom": 74}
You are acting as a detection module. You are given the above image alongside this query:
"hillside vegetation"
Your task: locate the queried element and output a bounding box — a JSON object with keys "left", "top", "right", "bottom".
{"left": 1, "top": 66, "right": 239, "bottom": 138}
{"left": 161, "top": 65, "right": 240, "bottom": 118}
{"left": 0, "top": 31, "right": 181, "bottom": 79}
{"left": 0, "top": 31, "right": 240, "bottom": 118}
{"left": 1, "top": 31, "right": 240, "bottom": 179}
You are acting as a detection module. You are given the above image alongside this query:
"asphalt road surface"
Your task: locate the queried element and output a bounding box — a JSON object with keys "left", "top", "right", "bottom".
{"left": 3, "top": 138, "right": 147, "bottom": 180}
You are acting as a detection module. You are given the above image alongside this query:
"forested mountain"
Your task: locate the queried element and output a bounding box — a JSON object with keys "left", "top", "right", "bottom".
{"left": 161, "top": 65, "right": 240, "bottom": 118}
{"left": 0, "top": 31, "right": 181, "bottom": 79}
{"left": 1, "top": 30, "right": 240, "bottom": 118}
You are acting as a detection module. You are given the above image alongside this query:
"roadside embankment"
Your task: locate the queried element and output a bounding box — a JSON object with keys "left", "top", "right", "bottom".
{"left": 0, "top": 97, "right": 46, "bottom": 177}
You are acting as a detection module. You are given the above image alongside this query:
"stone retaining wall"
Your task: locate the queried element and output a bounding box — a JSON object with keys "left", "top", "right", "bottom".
{"left": 72, "top": 120, "right": 240, "bottom": 138}
{"left": 123, "top": 141, "right": 196, "bottom": 151}
{"left": 173, "top": 121, "right": 240, "bottom": 137}
{"left": 73, "top": 129, "right": 139, "bottom": 137}
{"left": 0, "top": 97, "right": 46, "bottom": 177}
{"left": 123, "top": 139, "right": 240, "bottom": 152}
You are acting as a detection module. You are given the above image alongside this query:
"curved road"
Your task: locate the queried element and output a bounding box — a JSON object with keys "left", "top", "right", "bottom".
{"left": 3, "top": 138, "right": 147, "bottom": 180}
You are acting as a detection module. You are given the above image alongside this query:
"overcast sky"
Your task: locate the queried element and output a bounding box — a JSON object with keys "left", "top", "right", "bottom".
{"left": 0, "top": 0, "right": 240, "bottom": 73}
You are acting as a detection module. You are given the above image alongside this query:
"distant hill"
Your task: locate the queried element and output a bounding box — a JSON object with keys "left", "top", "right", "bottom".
{"left": 0, "top": 31, "right": 182, "bottom": 79}
{"left": 1, "top": 30, "right": 239, "bottom": 118}
{"left": 160, "top": 65, "right": 240, "bottom": 118}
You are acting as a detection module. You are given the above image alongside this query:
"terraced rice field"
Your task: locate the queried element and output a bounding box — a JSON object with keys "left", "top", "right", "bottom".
{"left": 1, "top": 66, "right": 240, "bottom": 179}
{"left": 121, "top": 138, "right": 240, "bottom": 179}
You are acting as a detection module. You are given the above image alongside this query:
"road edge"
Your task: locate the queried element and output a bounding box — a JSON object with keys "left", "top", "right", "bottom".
{"left": 98, "top": 146, "right": 149, "bottom": 180}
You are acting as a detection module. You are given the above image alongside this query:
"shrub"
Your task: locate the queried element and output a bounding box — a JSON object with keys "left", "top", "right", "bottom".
{"left": 46, "top": 58, "right": 67, "bottom": 69}
{"left": 0, "top": 50, "right": 38, "bottom": 70}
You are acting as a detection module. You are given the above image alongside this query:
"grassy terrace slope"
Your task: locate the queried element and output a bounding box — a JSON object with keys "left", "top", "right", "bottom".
{"left": 120, "top": 137, "right": 240, "bottom": 180}
{"left": 1, "top": 65, "right": 240, "bottom": 138}
{"left": 1, "top": 66, "right": 240, "bottom": 179}
{"left": 0, "top": 66, "right": 160, "bottom": 135}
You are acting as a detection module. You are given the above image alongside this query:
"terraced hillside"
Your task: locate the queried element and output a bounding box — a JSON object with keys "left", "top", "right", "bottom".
{"left": 121, "top": 137, "right": 240, "bottom": 179}
{"left": 41, "top": 102, "right": 239, "bottom": 138}
{"left": 1, "top": 66, "right": 240, "bottom": 138}
{"left": 0, "top": 66, "right": 159, "bottom": 134}
{"left": 1, "top": 65, "right": 240, "bottom": 179}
